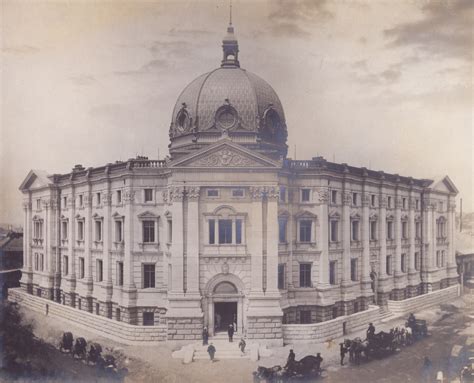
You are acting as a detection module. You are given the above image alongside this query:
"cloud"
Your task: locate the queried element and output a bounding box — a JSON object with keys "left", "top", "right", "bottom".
{"left": 384, "top": 0, "right": 473, "bottom": 61}
{"left": 353, "top": 62, "right": 402, "bottom": 85}
{"left": 2, "top": 45, "right": 40, "bottom": 54}
{"left": 70, "top": 74, "right": 97, "bottom": 86}
{"left": 149, "top": 40, "right": 191, "bottom": 57}
{"left": 267, "top": 0, "right": 333, "bottom": 38}
{"left": 167, "top": 28, "right": 212, "bottom": 37}
{"left": 115, "top": 58, "right": 170, "bottom": 76}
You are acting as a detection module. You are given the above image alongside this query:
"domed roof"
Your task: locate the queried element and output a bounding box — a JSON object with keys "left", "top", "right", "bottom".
{"left": 169, "top": 23, "right": 288, "bottom": 159}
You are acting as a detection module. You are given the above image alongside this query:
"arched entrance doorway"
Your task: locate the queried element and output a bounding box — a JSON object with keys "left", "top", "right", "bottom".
{"left": 203, "top": 274, "right": 245, "bottom": 336}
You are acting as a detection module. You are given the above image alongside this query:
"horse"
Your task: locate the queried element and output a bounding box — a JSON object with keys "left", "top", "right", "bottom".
{"left": 253, "top": 365, "right": 283, "bottom": 383}
{"left": 72, "top": 337, "right": 87, "bottom": 359}
{"left": 344, "top": 338, "right": 368, "bottom": 365}
{"left": 59, "top": 332, "right": 74, "bottom": 353}
{"left": 87, "top": 342, "right": 103, "bottom": 365}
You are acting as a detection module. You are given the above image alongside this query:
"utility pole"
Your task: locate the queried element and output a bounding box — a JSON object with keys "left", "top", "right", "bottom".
{"left": 460, "top": 198, "right": 463, "bottom": 232}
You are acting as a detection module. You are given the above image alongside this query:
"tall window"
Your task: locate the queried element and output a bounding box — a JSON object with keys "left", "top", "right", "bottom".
{"left": 40, "top": 254, "right": 44, "bottom": 271}
{"left": 143, "top": 312, "right": 154, "bottom": 326}
{"left": 387, "top": 221, "right": 394, "bottom": 240}
{"left": 301, "top": 189, "right": 310, "bottom": 202}
{"left": 331, "top": 190, "right": 337, "bottom": 204}
{"left": 79, "top": 257, "right": 85, "bottom": 279}
{"left": 299, "top": 220, "right": 312, "bottom": 242}
{"left": 79, "top": 195, "right": 83, "bottom": 207}
{"left": 299, "top": 263, "right": 312, "bottom": 287}
{"left": 77, "top": 221, "right": 84, "bottom": 241}
{"left": 63, "top": 196, "right": 67, "bottom": 208}
{"left": 95, "top": 220, "right": 102, "bottom": 242}
{"left": 279, "top": 187, "right": 286, "bottom": 202}
{"left": 218, "top": 219, "right": 232, "bottom": 244}
{"left": 209, "top": 219, "right": 215, "bottom": 244}
{"left": 330, "top": 220, "right": 338, "bottom": 242}
{"left": 117, "top": 262, "right": 124, "bottom": 286}
{"left": 352, "top": 193, "right": 358, "bottom": 206}
{"left": 441, "top": 250, "right": 445, "bottom": 267}
{"left": 401, "top": 253, "right": 407, "bottom": 272}
{"left": 64, "top": 256, "right": 69, "bottom": 275}
{"left": 167, "top": 219, "right": 172, "bottom": 243}
{"left": 386, "top": 255, "right": 392, "bottom": 275}
{"left": 236, "top": 219, "right": 242, "bottom": 244}
{"left": 144, "top": 188, "right": 153, "bottom": 202}
{"left": 436, "top": 251, "right": 440, "bottom": 267}
{"left": 415, "top": 221, "right": 421, "bottom": 238}
{"left": 329, "top": 261, "right": 337, "bottom": 285}
{"left": 34, "top": 253, "right": 39, "bottom": 270}
{"left": 351, "top": 220, "right": 360, "bottom": 241}
{"left": 370, "top": 221, "right": 377, "bottom": 240}
{"left": 142, "top": 220, "right": 155, "bottom": 243}
{"left": 371, "top": 194, "right": 376, "bottom": 207}
{"left": 278, "top": 264, "right": 286, "bottom": 289}
{"left": 387, "top": 196, "right": 392, "bottom": 208}
{"left": 34, "top": 221, "right": 43, "bottom": 239}
{"left": 61, "top": 221, "right": 68, "bottom": 240}
{"left": 116, "top": 190, "right": 122, "bottom": 204}
{"left": 143, "top": 264, "right": 155, "bottom": 288}
{"left": 416, "top": 199, "right": 420, "bottom": 210}
{"left": 402, "top": 221, "right": 408, "bottom": 239}
{"left": 278, "top": 218, "right": 287, "bottom": 243}
{"left": 97, "top": 259, "right": 103, "bottom": 282}
{"left": 350, "top": 258, "right": 358, "bottom": 281}
{"left": 402, "top": 198, "right": 407, "bottom": 209}
{"left": 415, "top": 252, "right": 420, "bottom": 271}
{"left": 96, "top": 192, "right": 101, "bottom": 205}
{"left": 36, "top": 199, "right": 41, "bottom": 210}
{"left": 115, "top": 220, "right": 123, "bottom": 242}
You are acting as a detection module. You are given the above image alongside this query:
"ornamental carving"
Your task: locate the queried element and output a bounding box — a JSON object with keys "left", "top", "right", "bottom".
{"left": 380, "top": 196, "right": 388, "bottom": 208}
{"left": 316, "top": 187, "right": 329, "bottom": 203}
{"left": 249, "top": 186, "right": 266, "bottom": 200}
{"left": 343, "top": 192, "right": 352, "bottom": 205}
{"left": 193, "top": 149, "right": 260, "bottom": 167}
{"left": 102, "top": 192, "right": 112, "bottom": 206}
{"left": 187, "top": 187, "right": 200, "bottom": 200}
{"left": 83, "top": 194, "right": 92, "bottom": 207}
{"left": 265, "top": 186, "right": 279, "bottom": 200}
{"left": 123, "top": 190, "right": 135, "bottom": 204}
{"left": 170, "top": 186, "right": 185, "bottom": 202}
{"left": 362, "top": 193, "right": 370, "bottom": 207}
{"left": 22, "top": 201, "right": 32, "bottom": 210}
{"left": 162, "top": 190, "right": 169, "bottom": 204}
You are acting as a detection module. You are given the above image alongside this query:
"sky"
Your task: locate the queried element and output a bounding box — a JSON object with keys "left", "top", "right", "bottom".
{"left": 1, "top": 0, "right": 472, "bottom": 225}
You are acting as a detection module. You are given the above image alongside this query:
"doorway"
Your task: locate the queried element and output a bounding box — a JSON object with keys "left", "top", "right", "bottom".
{"left": 214, "top": 302, "right": 237, "bottom": 333}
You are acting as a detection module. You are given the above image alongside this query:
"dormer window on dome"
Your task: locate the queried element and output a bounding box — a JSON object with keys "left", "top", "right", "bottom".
{"left": 262, "top": 107, "right": 285, "bottom": 142}
{"left": 215, "top": 100, "right": 238, "bottom": 131}
{"left": 176, "top": 103, "right": 191, "bottom": 134}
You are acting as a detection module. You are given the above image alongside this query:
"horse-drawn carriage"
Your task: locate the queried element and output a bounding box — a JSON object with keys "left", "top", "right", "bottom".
{"left": 253, "top": 355, "right": 325, "bottom": 382}
{"left": 405, "top": 318, "right": 428, "bottom": 340}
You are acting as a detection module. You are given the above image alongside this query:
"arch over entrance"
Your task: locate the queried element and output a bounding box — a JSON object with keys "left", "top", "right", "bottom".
{"left": 203, "top": 273, "right": 246, "bottom": 336}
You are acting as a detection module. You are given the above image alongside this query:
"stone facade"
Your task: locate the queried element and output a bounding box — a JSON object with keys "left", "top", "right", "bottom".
{"left": 17, "top": 21, "right": 459, "bottom": 344}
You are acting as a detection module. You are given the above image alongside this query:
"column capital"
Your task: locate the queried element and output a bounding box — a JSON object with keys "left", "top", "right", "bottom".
{"left": 102, "top": 192, "right": 112, "bottom": 206}
{"left": 23, "top": 201, "right": 32, "bottom": 210}
{"left": 123, "top": 190, "right": 135, "bottom": 204}
{"left": 170, "top": 186, "right": 184, "bottom": 202}
{"left": 265, "top": 186, "right": 279, "bottom": 200}
{"left": 343, "top": 191, "right": 352, "bottom": 205}
{"left": 315, "top": 187, "right": 329, "bottom": 204}
{"left": 187, "top": 186, "right": 200, "bottom": 200}
{"left": 379, "top": 195, "right": 388, "bottom": 208}
{"left": 362, "top": 193, "right": 370, "bottom": 207}
{"left": 249, "top": 186, "right": 266, "bottom": 200}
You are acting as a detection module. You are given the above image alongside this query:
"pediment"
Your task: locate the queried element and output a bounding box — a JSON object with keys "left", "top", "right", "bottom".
{"left": 137, "top": 211, "right": 159, "bottom": 219}
{"left": 169, "top": 139, "right": 281, "bottom": 169}
{"left": 426, "top": 176, "right": 458, "bottom": 194}
{"left": 19, "top": 170, "right": 53, "bottom": 191}
{"left": 295, "top": 210, "right": 317, "bottom": 219}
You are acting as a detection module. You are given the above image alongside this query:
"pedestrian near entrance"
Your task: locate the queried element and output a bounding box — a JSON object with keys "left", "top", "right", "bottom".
{"left": 339, "top": 343, "right": 347, "bottom": 366}
{"left": 239, "top": 338, "right": 246, "bottom": 355}
{"left": 202, "top": 326, "right": 209, "bottom": 346}
{"left": 228, "top": 323, "right": 234, "bottom": 342}
{"left": 207, "top": 343, "right": 216, "bottom": 362}
{"left": 315, "top": 353, "right": 323, "bottom": 371}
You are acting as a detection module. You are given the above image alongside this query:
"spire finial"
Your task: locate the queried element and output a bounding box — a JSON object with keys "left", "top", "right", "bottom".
{"left": 229, "top": 0, "right": 233, "bottom": 26}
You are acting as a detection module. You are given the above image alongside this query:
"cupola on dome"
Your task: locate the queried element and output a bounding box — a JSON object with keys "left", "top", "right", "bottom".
{"left": 169, "top": 21, "right": 288, "bottom": 160}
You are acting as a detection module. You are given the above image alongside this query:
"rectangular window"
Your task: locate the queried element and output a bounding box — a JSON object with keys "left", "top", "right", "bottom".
{"left": 77, "top": 221, "right": 84, "bottom": 241}
{"left": 115, "top": 308, "right": 120, "bottom": 322}
{"left": 301, "top": 188, "right": 310, "bottom": 202}
{"left": 278, "top": 218, "right": 287, "bottom": 243}
{"left": 370, "top": 221, "right": 377, "bottom": 240}
{"left": 143, "top": 312, "right": 154, "bottom": 326}
{"left": 331, "top": 190, "right": 337, "bottom": 204}
{"left": 371, "top": 194, "right": 376, "bottom": 207}
{"left": 40, "top": 253, "right": 44, "bottom": 271}
{"left": 115, "top": 221, "right": 123, "bottom": 242}
{"left": 401, "top": 253, "right": 407, "bottom": 272}
{"left": 415, "top": 222, "right": 421, "bottom": 238}
{"left": 351, "top": 220, "right": 360, "bottom": 241}
{"left": 63, "top": 196, "right": 67, "bottom": 208}
{"left": 142, "top": 220, "right": 155, "bottom": 243}
{"left": 36, "top": 199, "right": 41, "bottom": 210}
{"left": 96, "top": 192, "right": 101, "bottom": 205}
{"left": 207, "top": 189, "right": 219, "bottom": 197}
{"left": 441, "top": 250, "right": 445, "bottom": 266}
{"left": 386, "top": 255, "right": 392, "bottom": 275}
{"left": 278, "top": 264, "right": 285, "bottom": 289}
{"left": 34, "top": 253, "right": 38, "bottom": 270}
{"left": 97, "top": 259, "right": 103, "bottom": 282}
{"left": 415, "top": 252, "right": 420, "bottom": 271}
{"left": 416, "top": 199, "right": 420, "bottom": 210}
{"left": 95, "top": 220, "right": 102, "bottom": 242}
{"left": 96, "top": 303, "right": 100, "bottom": 315}
{"left": 436, "top": 251, "right": 440, "bottom": 267}
{"left": 232, "top": 189, "right": 244, "bottom": 197}
{"left": 209, "top": 219, "right": 215, "bottom": 244}
{"left": 387, "top": 221, "right": 393, "bottom": 240}
{"left": 62, "top": 221, "right": 68, "bottom": 240}
{"left": 402, "top": 198, "right": 406, "bottom": 209}
{"left": 329, "top": 261, "right": 337, "bottom": 285}
{"left": 350, "top": 258, "right": 358, "bottom": 281}
{"left": 167, "top": 220, "right": 172, "bottom": 243}
{"left": 279, "top": 187, "right": 286, "bottom": 202}
{"left": 117, "top": 262, "right": 124, "bottom": 286}
{"left": 299, "top": 220, "right": 312, "bottom": 242}
{"left": 143, "top": 264, "right": 155, "bottom": 288}
{"left": 144, "top": 188, "right": 153, "bottom": 202}
{"left": 236, "top": 219, "right": 242, "bottom": 244}
{"left": 64, "top": 256, "right": 69, "bottom": 275}
{"left": 117, "top": 190, "right": 122, "bottom": 204}
{"left": 79, "top": 195, "right": 83, "bottom": 207}
{"left": 352, "top": 192, "right": 358, "bottom": 206}
{"left": 402, "top": 221, "right": 408, "bottom": 239}
{"left": 387, "top": 196, "right": 392, "bottom": 208}
{"left": 299, "top": 263, "right": 312, "bottom": 287}
{"left": 218, "top": 219, "right": 232, "bottom": 244}
{"left": 300, "top": 310, "right": 311, "bottom": 324}
{"left": 79, "top": 257, "right": 85, "bottom": 279}
{"left": 330, "top": 220, "right": 338, "bottom": 242}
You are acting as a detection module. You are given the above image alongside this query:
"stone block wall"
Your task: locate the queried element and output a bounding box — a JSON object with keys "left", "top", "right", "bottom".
{"left": 246, "top": 316, "right": 282, "bottom": 341}
{"left": 166, "top": 317, "right": 203, "bottom": 340}
{"left": 387, "top": 284, "right": 459, "bottom": 317}
{"left": 282, "top": 305, "right": 380, "bottom": 344}
{"left": 9, "top": 288, "right": 167, "bottom": 344}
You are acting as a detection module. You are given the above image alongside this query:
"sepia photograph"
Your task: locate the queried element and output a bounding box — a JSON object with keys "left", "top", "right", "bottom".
{"left": 1, "top": 0, "right": 473, "bottom": 382}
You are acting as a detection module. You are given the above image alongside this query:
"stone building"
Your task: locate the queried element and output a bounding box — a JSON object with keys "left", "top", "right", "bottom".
{"left": 18, "top": 22, "right": 459, "bottom": 343}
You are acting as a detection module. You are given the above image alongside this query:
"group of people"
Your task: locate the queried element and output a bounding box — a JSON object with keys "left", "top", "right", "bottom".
{"left": 202, "top": 325, "right": 246, "bottom": 362}
{"left": 284, "top": 349, "right": 324, "bottom": 372}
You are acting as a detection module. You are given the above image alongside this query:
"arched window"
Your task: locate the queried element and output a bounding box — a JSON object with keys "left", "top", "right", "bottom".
{"left": 214, "top": 281, "right": 238, "bottom": 294}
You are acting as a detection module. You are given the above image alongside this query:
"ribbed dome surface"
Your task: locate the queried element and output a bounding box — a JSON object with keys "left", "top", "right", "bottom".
{"left": 171, "top": 67, "right": 286, "bottom": 133}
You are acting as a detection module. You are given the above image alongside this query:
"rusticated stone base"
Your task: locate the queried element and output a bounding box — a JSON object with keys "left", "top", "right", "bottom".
{"left": 406, "top": 285, "right": 421, "bottom": 298}
{"left": 246, "top": 316, "right": 282, "bottom": 341}
{"left": 41, "top": 287, "right": 54, "bottom": 301}
{"left": 448, "top": 277, "right": 460, "bottom": 286}
{"left": 77, "top": 296, "right": 93, "bottom": 313}
{"left": 121, "top": 306, "right": 138, "bottom": 325}
{"left": 389, "top": 288, "right": 407, "bottom": 301}
{"left": 20, "top": 282, "right": 33, "bottom": 294}
{"left": 166, "top": 317, "right": 203, "bottom": 340}
{"left": 63, "top": 292, "right": 76, "bottom": 307}
{"left": 137, "top": 307, "right": 166, "bottom": 326}
{"left": 377, "top": 292, "right": 390, "bottom": 307}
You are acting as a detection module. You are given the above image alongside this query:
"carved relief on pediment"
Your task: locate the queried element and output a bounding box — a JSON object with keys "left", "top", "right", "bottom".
{"left": 191, "top": 148, "right": 262, "bottom": 167}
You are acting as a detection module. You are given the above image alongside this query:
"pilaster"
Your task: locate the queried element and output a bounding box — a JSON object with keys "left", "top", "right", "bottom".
{"left": 186, "top": 186, "right": 200, "bottom": 294}
{"left": 266, "top": 186, "right": 280, "bottom": 294}
{"left": 361, "top": 190, "right": 372, "bottom": 296}
{"left": 123, "top": 188, "right": 137, "bottom": 309}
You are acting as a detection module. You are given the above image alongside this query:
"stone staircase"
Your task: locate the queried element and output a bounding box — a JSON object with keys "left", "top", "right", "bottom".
{"left": 193, "top": 332, "right": 250, "bottom": 360}
{"left": 378, "top": 307, "right": 396, "bottom": 323}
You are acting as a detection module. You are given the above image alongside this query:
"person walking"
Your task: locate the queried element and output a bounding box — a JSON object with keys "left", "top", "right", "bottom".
{"left": 422, "top": 356, "right": 433, "bottom": 383}
{"left": 238, "top": 338, "right": 246, "bottom": 355}
{"left": 367, "top": 322, "right": 375, "bottom": 340}
{"left": 315, "top": 353, "right": 323, "bottom": 371}
{"left": 339, "top": 343, "right": 347, "bottom": 366}
{"left": 228, "top": 323, "right": 234, "bottom": 342}
{"left": 202, "top": 326, "right": 209, "bottom": 346}
{"left": 207, "top": 343, "right": 216, "bottom": 362}
{"left": 285, "top": 349, "right": 296, "bottom": 372}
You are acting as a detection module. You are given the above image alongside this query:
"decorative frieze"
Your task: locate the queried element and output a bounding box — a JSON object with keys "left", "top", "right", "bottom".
{"left": 362, "top": 193, "right": 370, "bottom": 207}
{"left": 193, "top": 148, "right": 260, "bottom": 167}
{"left": 315, "top": 187, "right": 328, "bottom": 203}
{"left": 379, "top": 196, "right": 388, "bottom": 208}
{"left": 170, "top": 186, "right": 185, "bottom": 202}
{"left": 343, "top": 192, "right": 352, "bottom": 205}
{"left": 266, "top": 186, "right": 279, "bottom": 200}
{"left": 102, "top": 192, "right": 112, "bottom": 206}
{"left": 249, "top": 186, "right": 266, "bottom": 200}
{"left": 187, "top": 187, "right": 200, "bottom": 200}
{"left": 123, "top": 190, "right": 135, "bottom": 204}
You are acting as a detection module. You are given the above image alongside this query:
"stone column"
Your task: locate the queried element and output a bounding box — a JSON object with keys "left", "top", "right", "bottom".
{"left": 341, "top": 190, "right": 351, "bottom": 285}
{"left": 186, "top": 186, "right": 200, "bottom": 294}
{"left": 169, "top": 186, "right": 184, "bottom": 293}
{"left": 102, "top": 189, "right": 113, "bottom": 316}
{"left": 446, "top": 198, "right": 458, "bottom": 282}
{"left": 54, "top": 196, "right": 61, "bottom": 302}
{"left": 249, "top": 186, "right": 264, "bottom": 294}
{"left": 378, "top": 195, "right": 387, "bottom": 278}
{"left": 122, "top": 188, "right": 137, "bottom": 322}
{"left": 361, "top": 192, "right": 372, "bottom": 292}
{"left": 83, "top": 191, "right": 93, "bottom": 308}
{"left": 394, "top": 195, "right": 402, "bottom": 276}
{"left": 44, "top": 198, "right": 54, "bottom": 299}
{"left": 20, "top": 201, "right": 33, "bottom": 291}
{"left": 317, "top": 187, "right": 329, "bottom": 285}
{"left": 287, "top": 188, "right": 294, "bottom": 288}
{"left": 407, "top": 194, "right": 419, "bottom": 294}
{"left": 266, "top": 186, "right": 279, "bottom": 293}
{"left": 67, "top": 194, "right": 76, "bottom": 305}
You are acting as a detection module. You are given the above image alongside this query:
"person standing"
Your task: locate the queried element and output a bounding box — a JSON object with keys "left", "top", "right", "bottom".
{"left": 228, "top": 323, "right": 234, "bottom": 342}
{"left": 202, "top": 326, "right": 209, "bottom": 346}
{"left": 367, "top": 322, "right": 375, "bottom": 340}
{"left": 315, "top": 353, "right": 323, "bottom": 371}
{"left": 207, "top": 343, "right": 216, "bottom": 362}
{"left": 285, "top": 349, "right": 296, "bottom": 371}
{"left": 239, "top": 338, "right": 246, "bottom": 355}
{"left": 340, "top": 343, "right": 347, "bottom": 366}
